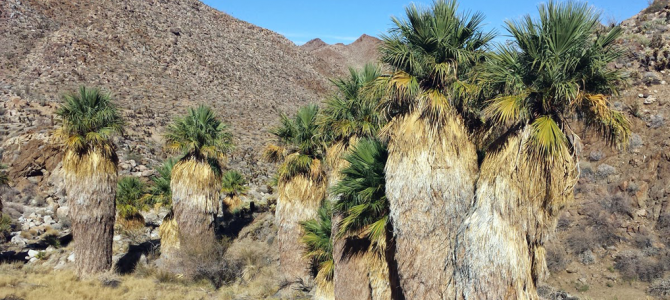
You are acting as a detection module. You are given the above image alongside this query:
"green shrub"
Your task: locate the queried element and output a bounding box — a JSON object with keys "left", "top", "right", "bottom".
{"left": 0, "top": 213, "right": 13, "bottom": 242}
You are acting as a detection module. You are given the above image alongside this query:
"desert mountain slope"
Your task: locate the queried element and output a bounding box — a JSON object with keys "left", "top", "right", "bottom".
{"left": 0, "top": 0, "right": 338, "bottom": 149}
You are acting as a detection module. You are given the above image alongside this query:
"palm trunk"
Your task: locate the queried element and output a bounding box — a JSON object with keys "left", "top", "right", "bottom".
{"left": 63, "top": 149, "right": 117, "bottom": 277}
{"left": 328, "top": 141, "right": 376, "bottom": 300}
{"left": 171, "top": 158, "right": 221, "bottom": 248}
{"left": 332, "top": 213, "right": 373, "bottom": 300}
{"left": 453, "top": 126, "right": 577, "bottom": 299}
{"left": 276, "top": 175, "right": 327, "bottom": 282}
{"left": 384, "top": 112, "right": 478, "bottom": 299}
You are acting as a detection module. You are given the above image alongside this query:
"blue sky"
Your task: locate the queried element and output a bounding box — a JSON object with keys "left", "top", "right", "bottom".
{"left": 202, "top": 0, "right": 648, "bottom": 45}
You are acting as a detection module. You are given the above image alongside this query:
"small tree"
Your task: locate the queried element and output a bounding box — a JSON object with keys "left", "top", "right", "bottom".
{"left": 301, "top": 202, "right": 334, "bottom": 299}
{"left": 220, "top": 170, "right": 248, "bottom": 212}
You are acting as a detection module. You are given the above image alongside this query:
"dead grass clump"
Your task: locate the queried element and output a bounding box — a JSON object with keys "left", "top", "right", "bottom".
{"left": 614, "top": 250, "right": 665, "bottom": 282}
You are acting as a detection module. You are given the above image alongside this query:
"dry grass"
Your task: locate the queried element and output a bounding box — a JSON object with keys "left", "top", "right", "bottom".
{"left": 0, "top": 237, "right": 285, "bottom": 300}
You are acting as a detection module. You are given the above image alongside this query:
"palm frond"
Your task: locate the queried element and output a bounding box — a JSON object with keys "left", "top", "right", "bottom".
{"left": 300, "top": 202, "right": 334, "bottom": 284}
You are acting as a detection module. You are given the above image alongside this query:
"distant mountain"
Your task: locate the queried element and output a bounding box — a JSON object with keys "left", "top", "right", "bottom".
{"left": 301, "top": 34, "right": 382, "bottom": 75}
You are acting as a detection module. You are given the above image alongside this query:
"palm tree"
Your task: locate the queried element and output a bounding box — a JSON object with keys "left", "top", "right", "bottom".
{"left": 220, "top": 170, "right": 249, "bottom": 212}
{"left": 264, "top": 104, "right": 327, "bottom": 282}
{"left": 332, "top": 139, "right": 401, "bottom": 300}
{"left": 116, "top": 176, "right": 147, "bottom": 229}
{"left": 0, "top": 164, "right": 9, "bottom": 213}
{"left": 375, "top": 0, "right": 493, "bottom": 297}
{"left": 453, "top": 2, "right": 630, "bottom": 298}
{"left": 164, "top": 105, "right": 233, "bottom": 250}
{"left": 301, "top": 202, "right": 334, "bottom": 300}
{"left": 149, "top": 158, "right": 177, "bottom": 208}
{"left": 56, "top": 86, "right": 124, "bottom": 277}
{"left": 318, "top": 64, "right": 388, "bottom": 299}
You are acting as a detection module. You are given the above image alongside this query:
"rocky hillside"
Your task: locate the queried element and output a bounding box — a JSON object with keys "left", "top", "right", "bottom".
{"left": 0, "top": 0, "right": 341, "bottom": 151}
{"left": 301, "top": 34, "right": 382, "bottom": 75}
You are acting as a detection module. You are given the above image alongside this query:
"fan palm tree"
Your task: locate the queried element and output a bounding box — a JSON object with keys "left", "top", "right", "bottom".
{"left": 332, "top": 138, "right": 401, "bottom": 300}
{"left": 318, "top": 64, "right": 389, "bottom": 299}
{"left": 164, "top": 105, "right": 233, "bottom": 250}
{"left": 264, "top": 104, "right": 327, "bottom": 282}
{"left": 0, "top": 164, "right": 9, "bottom": 213}
{"left": 375, "top": 0, "right": 493, "bottom": 297}
{"left": 453, "top": 2, "right": 630, "bottom": 298}
{"left": 220, "top": 170, "right": 249, "bottom": 212}
{"left": 149, "top": 158, "right": 177, "bottom": 208}
{"left": 56, "top": 86, "right": 124, "bottom": 277}
{"left": 301, "top": 202, "right": 334, "bottom": 300}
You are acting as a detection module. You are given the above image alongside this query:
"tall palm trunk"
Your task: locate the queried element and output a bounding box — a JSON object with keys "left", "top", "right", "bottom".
{"left": 384, "top": 112, "right": 478, "bottom": 299}
{"left": 63, "top": 149, "right": 117, "bottom": 277}
{"left": 171, "top": 158, "right": 221, "bottom": 248}
{"left": 453, "top": 126, "right": 577, "bottom": 299}
{"left": 328, "top": 142, "right": 372, "bottom": 300}
{"left": 276, "top": 175, "right": 327, "bottom": 282}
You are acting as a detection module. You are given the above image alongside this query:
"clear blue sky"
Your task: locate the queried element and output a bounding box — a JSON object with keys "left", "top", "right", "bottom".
{"left": 202, "top": 0, "right": 649, "bottom": 45}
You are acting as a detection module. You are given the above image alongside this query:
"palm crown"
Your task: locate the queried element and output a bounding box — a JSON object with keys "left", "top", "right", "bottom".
{"left": 165, "top": 105, "right": 233, "bottom": 165}
{"left": 319, "top": 64, "right": 384, "bottom": 145}
{"left": 482, "top": 1, "right": 630, "bottom": 160}
{"left": 377, "top": 0, "right": 494, "bottom": 124}
{"left": 264, "top": 104, "right": 325, "bottom": 183}
{"left": 332, "top": 139, "right": 389, "bottom": 250}
{"left": 56, "top": 87, "right": 124, "bottom": 155}
{"left": 220, "top": 170, "right": 249, "bottom": 197}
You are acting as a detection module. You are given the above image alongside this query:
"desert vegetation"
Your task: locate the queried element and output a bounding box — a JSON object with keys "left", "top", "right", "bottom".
{"left": 3, "top": 0, "right": 669, "bottom": 299}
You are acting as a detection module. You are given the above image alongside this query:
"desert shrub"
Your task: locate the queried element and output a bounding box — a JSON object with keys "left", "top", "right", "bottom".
{"left": 567, "top": 230, "right": 595, "bottom": 254}
{"left": 658, "top": 213, "right": 670, "bottom": 246}
{"left": 178, "top": 237, "right": 239, "bottom": 288}
{"left": 546, "top": 244, "right": 570, "bottom": 273}
{"left": 0, "top": 213, "right": 13, "bottom": 242}
{"left": 648, "top": 279, "right": 670, "bottom": 298}
{"left": 41, "top": 228, "right": 61, "bottom": 248}
{"left": 556, "top": 214, "right": 571, "bottom": 231}
{"left": 602, "top": 194, "right": 633, "bottom": 217}
{"left": 644, "top": 0, "right": 670, "bottom": 14}
{"left": 584, "top": 205, "right": 623, "bottom": 247}
{"left": 614, "top": 250, "right": 665, "bottom": 282}
{"left": 116, "top": 176, "right": 148, "bottom": 222}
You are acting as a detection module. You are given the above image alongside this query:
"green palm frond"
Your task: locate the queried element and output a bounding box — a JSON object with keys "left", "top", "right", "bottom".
{"left": 116, "top": 176, "right": 148, "bottom": 220}
{"left": 332, "top": 139, "right": 389, "bottom": 250}
{"left": 379, "top": 0, "right": 494, "bottom": 124}
{"left": 56, "top": 86, "right": 124, "bottom": 156}
{"left": 266, "top": 104, "right": 325, "bottom": 183}
{"left": 220, "top": 170, "right": 249, "bottom": 197}
{"left": 481, "top": 0, "right": 629, "bottom": 160}
{"left": 300, "top": 202, "right": 334, "bottom": 283}
{"left": 147, "top": 158, "right": 177, "bottom": 207}
{"left": 319, "top": 63, "right": 384, "bottom": 146}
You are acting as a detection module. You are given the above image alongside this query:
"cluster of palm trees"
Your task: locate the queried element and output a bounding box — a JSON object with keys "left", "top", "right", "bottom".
{"left": 15, "top": 0, "right": 631, "bottom": 296}
{"left": 56, "top": 87, "right": 238, "bottom": 276}
{"left": 266, "top": 1, "right": 631, "bottom": 299}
